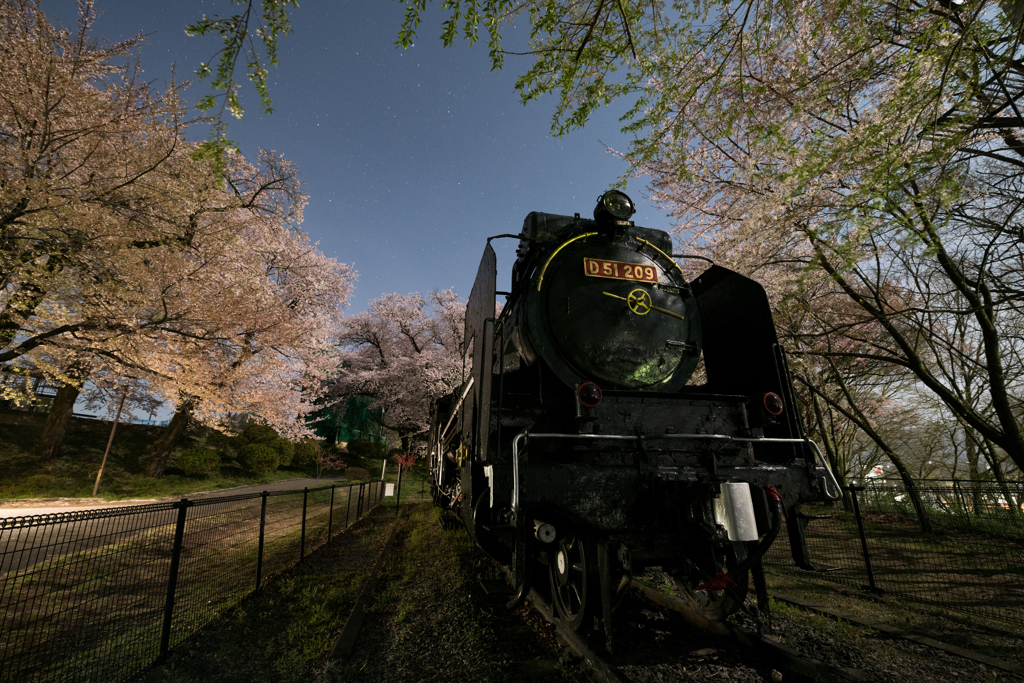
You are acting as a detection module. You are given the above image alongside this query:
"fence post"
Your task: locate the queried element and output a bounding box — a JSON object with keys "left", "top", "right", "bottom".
{"left": 256, "top": 492, "right": 267, "bottom": 591}
{"left": 329, "top": 484, "right": 335, "bottom": 539}
{"left": 848, "top": 486, "right": 880, "bottom": 592}
{"left": 300, "top": 487, "right": 308, "bottom": 561}
{"left": 161, "top": 499, "right": 189, "bottom": 657}
{"left": 357, "top": 482, "right": 364, "bottom": 519}
{"left": 345, "top": 484, "right": 351, "bottom": 528}
{"left": 395, "top": 464, "right": 404, "bottom": 517}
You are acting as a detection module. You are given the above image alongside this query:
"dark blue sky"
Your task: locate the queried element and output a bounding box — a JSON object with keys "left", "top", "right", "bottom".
{"left": 45, "top": 0, "right": 675, "bottom": 314}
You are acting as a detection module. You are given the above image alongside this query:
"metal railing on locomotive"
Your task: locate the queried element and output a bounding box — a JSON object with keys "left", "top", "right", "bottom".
{"left": 509, "top": 431, "right": 842, "bottom": 515}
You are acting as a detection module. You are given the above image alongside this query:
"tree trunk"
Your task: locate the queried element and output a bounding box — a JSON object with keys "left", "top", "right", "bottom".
{"left": 881, "top": 448, "right": 933, "bottom": 534}
{"left": 978, "top": 435, "right": 1022, "bottom": 516}
{"left": 34, "top": 358, "right": 92, "bottom": 461}
{"left": 146, "top": 399, "right": 193, "bottom": 477}
{"left": 801, "top": 368, "right": 933, "bottom": 533}
{"left": 965, "top": 431, "right": 983, "bottom": 513}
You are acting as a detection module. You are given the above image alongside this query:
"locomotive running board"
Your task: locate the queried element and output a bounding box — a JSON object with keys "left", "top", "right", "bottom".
{"left": 509, "top": 431, "right": 842, "bottom": 516}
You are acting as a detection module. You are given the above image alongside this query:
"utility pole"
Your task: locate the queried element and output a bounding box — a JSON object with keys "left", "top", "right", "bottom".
{"left": 93, "top": 382, "right": 130, "bottom": 497}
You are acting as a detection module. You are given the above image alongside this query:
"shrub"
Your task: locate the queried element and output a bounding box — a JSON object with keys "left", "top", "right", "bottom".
{"left": 315, "top": 449, "right": 346, "bottom": 479}
{"left": 276, "top": 438, "right": 295, "bottom": 467}
{"left": 205, "top": 429, "right": 242, "bottom": 456}
{"left": 293, "top": 439, "right": 321, "bottom": 469}
{"left": 242, "top": 423, "right": 279, "bottom": 445}
{"left": 238, "top": 424, "right": 297, "bottom": 467}
{"left": 347, "top": 438, "right": 387, "bottom": 460}
{"left": 344, "top": 467, "right": 369, "bottom": 482}
{"left": 239, "top": 443, "right": 280, "bottom": 475}
{"left": 178, "top": 447, "right": 221, "bottom": 476}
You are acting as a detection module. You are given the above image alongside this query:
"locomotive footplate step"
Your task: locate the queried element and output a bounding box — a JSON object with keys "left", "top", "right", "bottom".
{"left": 480, "top": 578, "right": 515, "bottom": 595}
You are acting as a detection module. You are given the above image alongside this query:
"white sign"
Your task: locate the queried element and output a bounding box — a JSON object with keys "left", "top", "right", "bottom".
{"left": 385, "top": 483, "right": 395, "bottom": 497}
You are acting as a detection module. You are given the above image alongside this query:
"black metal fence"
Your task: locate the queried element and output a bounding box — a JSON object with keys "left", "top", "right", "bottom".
{"left": 0, "top": 480, "right": 384, "bottom": 683}
{"left": 765, "top": 480, "right": 1024, "bottom": 630}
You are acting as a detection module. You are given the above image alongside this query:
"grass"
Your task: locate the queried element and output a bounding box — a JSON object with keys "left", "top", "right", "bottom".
{"left": 762, "top": 501, "right": 1024, "bottom": 634}
{"left": 141, "top": 504, "right": 395, "bottom": 683}
{"left": 339, "top": 502, "right": 586, "bottom": 682}
{"left": 1, "top": 482, "right": 387, "bottom": 682}
{"left": 0, "top": 410, "right": 386, "bottom": 501}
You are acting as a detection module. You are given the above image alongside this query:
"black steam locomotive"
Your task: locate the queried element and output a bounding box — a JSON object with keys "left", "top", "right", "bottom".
{"left": 429, "top": 191, "right": 838, "bottom": 649}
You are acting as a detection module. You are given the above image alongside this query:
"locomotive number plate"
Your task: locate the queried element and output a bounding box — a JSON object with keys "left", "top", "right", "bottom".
{"left": 583, "top": 258, "right": 658, "bottom": 283}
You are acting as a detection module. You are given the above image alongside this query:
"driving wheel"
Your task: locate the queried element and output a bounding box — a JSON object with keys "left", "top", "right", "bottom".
{"left": 550, "top": 534, "right": 596, "bottom": 630}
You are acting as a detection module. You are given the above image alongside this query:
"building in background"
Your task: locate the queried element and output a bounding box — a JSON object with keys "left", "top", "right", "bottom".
{"left": 0, "top": 373, "right": 58, "bottom": 413}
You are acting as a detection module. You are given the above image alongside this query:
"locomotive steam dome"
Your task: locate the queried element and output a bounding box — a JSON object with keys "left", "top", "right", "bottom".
{"left": 516, "top": 193, "right": 703, "bottom": 391}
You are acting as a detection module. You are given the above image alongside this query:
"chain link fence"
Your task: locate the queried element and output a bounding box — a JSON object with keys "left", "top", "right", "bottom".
{"left": 765, "top": 480, "right": 1024, "bottom": 630}
{"left": 0, "top": 480, "right": 384, "bottom": 683}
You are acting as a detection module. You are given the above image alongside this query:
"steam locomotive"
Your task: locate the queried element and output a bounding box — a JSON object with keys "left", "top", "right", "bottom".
{"left": 429, "top": 190, "right": 839, "bottom": 650}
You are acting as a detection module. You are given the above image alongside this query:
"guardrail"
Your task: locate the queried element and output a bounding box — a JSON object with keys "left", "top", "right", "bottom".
{"left": 0, "top": 480, "right": 384, "bottom": 682}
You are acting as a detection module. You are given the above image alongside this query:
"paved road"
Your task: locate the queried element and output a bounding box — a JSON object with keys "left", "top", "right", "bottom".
{"left": 0, "top": 477, "right": 372, "bottom": 575}
{"left": 0, "top": 477, "right": 348, "bottom": 518}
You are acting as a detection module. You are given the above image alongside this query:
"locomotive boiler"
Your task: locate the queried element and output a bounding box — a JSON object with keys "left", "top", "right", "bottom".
{"left": 429, "top": 190, "right": 839, "bottom": 650}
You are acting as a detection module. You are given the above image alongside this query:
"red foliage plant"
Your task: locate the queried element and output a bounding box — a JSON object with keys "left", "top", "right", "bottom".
{"left": 315, "top": 450, "right": 346, "bottom": 479}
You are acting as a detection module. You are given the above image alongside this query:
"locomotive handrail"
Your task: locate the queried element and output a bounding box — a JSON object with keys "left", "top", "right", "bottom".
{"left": 535, "top": 232, "right": 598, "bottom": 291}
{"left": 510, "top": 431, "right": 842, "bottom": 514}
{"left": 672, "top": 253, "right": 716, "bottom": 265}
{"left": 805, "top": 439, "right": 844, "bottom": 501}
{"left": 440, "top": 376, "right": 474, "bottom": 442}
{"left": 634, "top": 236, "right": 685, "bottom": 276}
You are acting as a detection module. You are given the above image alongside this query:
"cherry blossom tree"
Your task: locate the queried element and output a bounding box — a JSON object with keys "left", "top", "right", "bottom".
{"left": 330, "top": 290, "right": 466, "bottom": 450}
{"left": 0, "top": 0, "right": 356, "bottom": 473}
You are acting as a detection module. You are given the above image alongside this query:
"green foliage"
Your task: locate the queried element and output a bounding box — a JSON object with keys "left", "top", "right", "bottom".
{"left": 205, "top": 428, "right": 243, "bottom": 457}
{"left": 343, "top": 467, "right": 369, "bottom": 482}
{"left": 292, "top": 438, "right": 320, "bottom": 469}
{"left": 276, "top": 438, "right": 295, "bottom": 468}
{"left": 555, "top": 651, "right": 580, "bottom": 679}
{"left": 185, "top": 0, "right": 299, "bottom": 132}
{"left": 238, "top": 423, "right": 295, "bottom": 467}
{"left": 177, "top": 446, "right": 222, "bottom": 476}
{"left": 242, "top": 423, "right": 279, "bottom": 445}
{"left": 396, "top": 0, "right": 655, "bottom": 139}
{"left": 346, "top": 438, "right": 386, "bottom": 461}
{"left": 239, "top": 443, "right": 280, "bottom": 475}
{"left": 0, "top": 414, "right": 307, "bottom": 500}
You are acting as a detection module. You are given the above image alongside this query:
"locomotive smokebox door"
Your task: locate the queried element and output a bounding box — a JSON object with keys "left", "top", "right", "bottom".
{"left": 520, "top": 213, "right": 703, "bottom": 392}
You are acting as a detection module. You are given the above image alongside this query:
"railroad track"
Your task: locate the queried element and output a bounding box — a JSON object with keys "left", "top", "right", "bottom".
{"left": 523, "top": 579, "right": 872, "bottom": 683}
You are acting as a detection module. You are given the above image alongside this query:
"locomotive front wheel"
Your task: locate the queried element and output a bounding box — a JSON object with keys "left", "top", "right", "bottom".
{"left": 670, "top": 569, "right": 749, "bottom": 623}
{"left": 550, "top": 535, "right": 596, "bottom": 630}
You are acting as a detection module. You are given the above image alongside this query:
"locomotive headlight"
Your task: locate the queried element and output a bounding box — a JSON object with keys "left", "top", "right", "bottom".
{"left": 594, "top": 190, "right": 636, "bottom": 222}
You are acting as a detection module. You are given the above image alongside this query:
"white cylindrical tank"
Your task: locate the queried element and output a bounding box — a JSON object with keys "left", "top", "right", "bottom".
{"left": 713, "top": 483, "right": 760, "bottom": 542}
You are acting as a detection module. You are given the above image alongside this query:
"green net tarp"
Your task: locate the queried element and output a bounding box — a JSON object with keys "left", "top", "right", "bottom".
{"left": 309, "top": 396, "right": 385, "bottom": 445}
